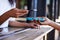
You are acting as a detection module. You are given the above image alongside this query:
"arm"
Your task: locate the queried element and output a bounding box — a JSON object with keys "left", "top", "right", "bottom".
{"left": 0, "top": 9, "right": 17, "bottom": 25}
{"left": 49, "top": 21, "right": 60, "bottom": 31}
{"left": 40, "top": 17, "right": 60, "bottom": 31}
{"left": 0, "top": 10, "right": 11, "bottom": 25}
{"left": 0, "top": 8, "right": 28, "bottom": 25}
{"left": 9, "top": 21, "right": 38, "bottom": 28}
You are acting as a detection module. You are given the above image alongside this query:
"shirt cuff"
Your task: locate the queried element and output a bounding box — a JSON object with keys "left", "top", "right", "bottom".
{"left": 9, "top": 17, "right": 16, "bottom": 21}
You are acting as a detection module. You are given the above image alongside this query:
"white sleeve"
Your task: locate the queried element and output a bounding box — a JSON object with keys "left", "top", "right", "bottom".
{"left": 0, "top": 17, "right": 16, "bottom": 28}
{"left": 9, "top": 17, "right": 16, "bottom": 21}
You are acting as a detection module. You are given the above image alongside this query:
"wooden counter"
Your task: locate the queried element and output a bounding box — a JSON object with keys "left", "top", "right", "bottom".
{"left": 0, "top": 25, "right": 53, "bottom": 40}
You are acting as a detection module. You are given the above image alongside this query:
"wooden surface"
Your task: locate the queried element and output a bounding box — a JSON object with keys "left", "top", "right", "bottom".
{"left": 0, "top": 25, "right": 53, "bottom": 40}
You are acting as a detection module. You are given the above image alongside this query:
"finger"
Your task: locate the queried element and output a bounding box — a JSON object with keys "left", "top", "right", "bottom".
{"left": 40, "top": 22, "right": 46, "bottom": 25}
{"left": 32, "top": 26, "right": 38, "bottom": 29}
{"left": 16, "top": 13, "right": 26, "bottom": 17}
{"left": 37, "top": 20, "right": 42, "bottom": 25}
{"left": 37, "top": 25, "right": 40, "bottom": 29}
{"left": 23, "top": 13, "right": 28, "bottom": 15}
{"left": 33, "top": 25, "right": 39, "bottom": 29}
{"left": 19, "top": 13, "right": 27, "bottom": 16}
{"left": 44, "top": 17, "right": 49, "bottom": 20}
{"left": 19, "top": 10, "right": 28, "bottom": 13}
{"left": 25, "top": 10, "right": 29, "bottom": 13}
{"left": 16, "top": 13, "right": 20, "bottom": 18}
{"left": 33, "top": 24, "right": 39, "bottom": 28}
{"left": 40, "top": 22, "right": 44, "bottom": 24}
{"left": 17, "top": 12, "right": 28, "bottom": 16}
{"left": 34, "top": 20, "right": 37, "bottom": 24}
{"left": 16, "top": 15, "right": 20, "bottom": 18}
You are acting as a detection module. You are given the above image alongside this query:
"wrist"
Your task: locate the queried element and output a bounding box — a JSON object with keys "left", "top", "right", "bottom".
{"left": 25, "top": 23, "right": 32, "bottom": 28}
{"left": 9, "top": 9, "right": 15, "bottom": 17}
{"left": 8, "top": 8, "right": 16, "bottom": 17}
{"left": 5, "top": 9, "right": 13, "bottom": 17}
{"left": 48, "top": 21, "right": 54, "bottom": 26}
{"left": 26, "top": 23, "right": 30, "bottom": 27}
{"left": 4, "top": 11, "right": 11, "bottom": 17}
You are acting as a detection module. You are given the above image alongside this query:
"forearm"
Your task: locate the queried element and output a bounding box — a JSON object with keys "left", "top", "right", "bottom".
{"left": 0, "top": 9, "right": 16, "bottom": 25}
{"left": 0, "top": 11, "right": 11, "bottom": 25}
{"left": 49, "top": 21, "right": 60, "bottom": 31}
{"left": 9, "top": 21, "right": 30, "bottom": 28}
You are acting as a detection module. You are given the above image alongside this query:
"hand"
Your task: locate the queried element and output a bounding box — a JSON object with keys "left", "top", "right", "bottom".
{"left": 28, "top": 23, "right": 38, "bottom": 28}
{"left": 40, "top": 17, "right": 53, "bottom": 25}
{"left": 9, "top": 8, "right": 28, "bottom": 17}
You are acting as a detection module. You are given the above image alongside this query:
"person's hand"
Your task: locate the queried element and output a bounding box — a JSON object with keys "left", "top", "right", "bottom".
{"left": 40, "top": 17, "right": 53, "bottom": 25}
{"left": 28, "top": 23, "right": 38, "bottom": 28}
{"left": 9, "top": 8, "right": 28, "bottom": 17}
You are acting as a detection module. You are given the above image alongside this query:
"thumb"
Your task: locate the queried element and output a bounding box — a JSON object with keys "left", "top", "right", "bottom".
{"left": 40, "top": 22, "right": 45, "bottom": 24}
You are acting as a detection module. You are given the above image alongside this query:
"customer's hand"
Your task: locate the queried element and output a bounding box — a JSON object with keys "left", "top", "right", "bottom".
{"left": 40, "top": 17, "right": 53, "bottom": 25}
{"left": 9, "top": 8, "right": 28, "bottom": 17}
{"left": 28, "top": 23, "right": 38, "bottom": 28}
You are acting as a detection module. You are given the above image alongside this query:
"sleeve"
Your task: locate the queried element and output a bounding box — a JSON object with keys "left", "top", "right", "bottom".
{"left": 9, "top": 17, "right": 16, "bottom": 21}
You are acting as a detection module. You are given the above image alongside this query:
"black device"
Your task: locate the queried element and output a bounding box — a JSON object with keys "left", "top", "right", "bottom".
{"left": 27, "top": 0, "right": 46, "bottom": 17}
{"left": 27, "top": 0, "right": 46, "bottom": 22}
